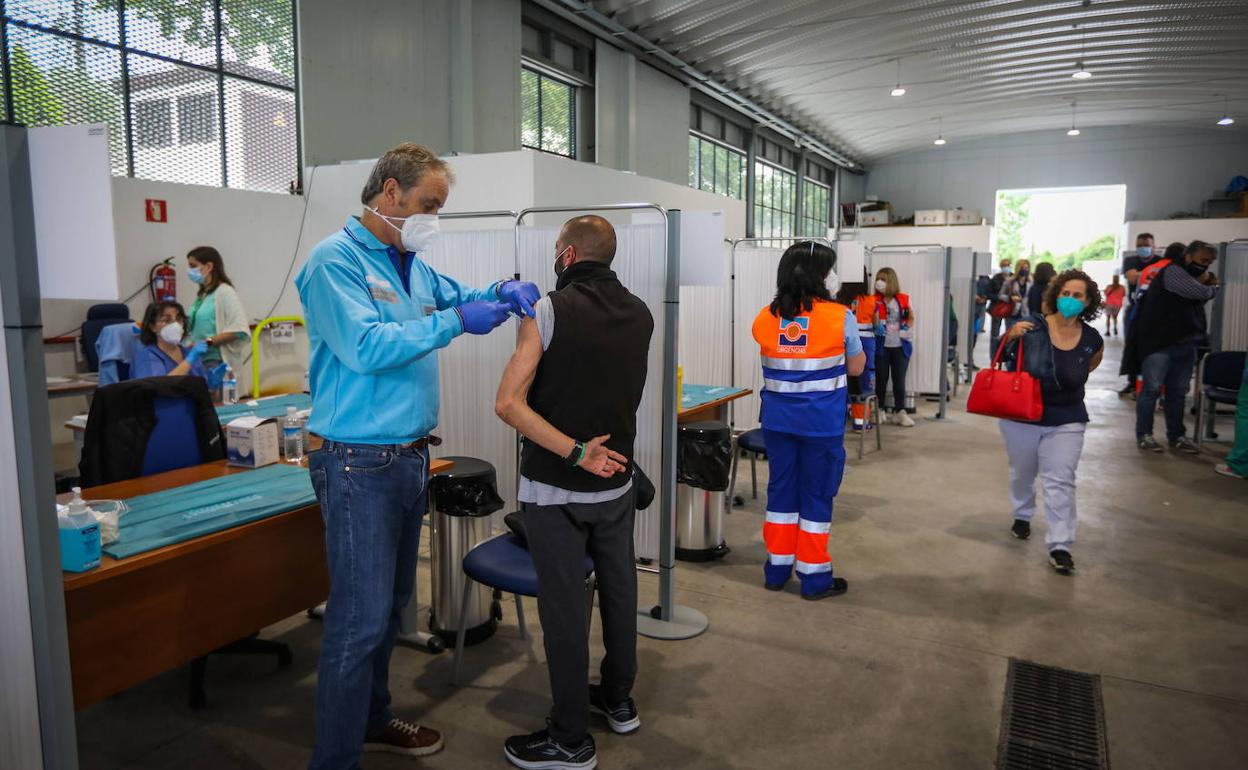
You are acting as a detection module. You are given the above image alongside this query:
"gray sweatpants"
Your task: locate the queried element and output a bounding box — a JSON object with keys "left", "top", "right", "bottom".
{"left": 998, "top": 420, "right": 1086, "bottom": 553}
{"left": 522, "top": 491, "right": 638, "bottom": 746}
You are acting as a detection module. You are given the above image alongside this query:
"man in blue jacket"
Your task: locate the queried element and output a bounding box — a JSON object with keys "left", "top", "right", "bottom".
{"left": 295, "top": 143, "right": 539, "bottom": 769}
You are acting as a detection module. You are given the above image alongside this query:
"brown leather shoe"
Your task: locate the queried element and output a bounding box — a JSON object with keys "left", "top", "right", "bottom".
{"left": 363, "top": 718, "right": 444, "bottom": 757}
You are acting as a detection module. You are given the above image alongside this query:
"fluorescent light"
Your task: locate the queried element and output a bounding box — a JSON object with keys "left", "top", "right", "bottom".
{"left": 934, "top": 136, "right": 946, "bottom": 145}
{"left": 1067, "top": 128, "right": 1081, "bottom": 136}
{"left": 890, "top": 86, "right": 906, "bottom": 97}
{"left": 1217, "top": 115, "right": 1234, "bottom": 126}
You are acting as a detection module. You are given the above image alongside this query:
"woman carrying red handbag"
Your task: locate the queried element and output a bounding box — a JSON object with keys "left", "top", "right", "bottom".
{"left": 998, "top": 269, "right": 1104, "bottom": 575}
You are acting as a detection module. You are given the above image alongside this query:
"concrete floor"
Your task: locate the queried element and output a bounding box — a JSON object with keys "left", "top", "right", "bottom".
{"left": 75, "top": 336, "right": 1248, "bottom": 769}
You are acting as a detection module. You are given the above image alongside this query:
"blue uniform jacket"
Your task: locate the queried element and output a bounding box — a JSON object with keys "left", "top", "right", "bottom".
{"left": 294, "top": 217, "right": 502, "bottom": 444}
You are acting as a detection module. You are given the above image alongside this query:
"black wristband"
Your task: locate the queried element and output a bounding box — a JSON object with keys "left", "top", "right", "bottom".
{"left": 565, "top": 441, "right": 585, "bottom": 467}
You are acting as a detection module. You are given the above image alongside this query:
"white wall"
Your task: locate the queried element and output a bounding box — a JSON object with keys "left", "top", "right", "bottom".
{"left": 846, "top": 224, "right": 994, "bottom": 253}
{"left": 864, "top": 125, "right": 1248, "bottom": 223}
{"left": 1125, "top": 218, "right": 1248, "bottom": 249}
{"left": 594, "top": 42, "right": 692, "bottom": 187}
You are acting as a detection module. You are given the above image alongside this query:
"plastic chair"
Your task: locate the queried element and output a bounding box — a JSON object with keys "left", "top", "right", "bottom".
{"left": 1195, "top": 351, "right": 1246, "bottom": 448}
{"left": 451, "top": 532, "right": 595, "bottom": 686}
{"left": 730, "top": 429, "right": 767, "bottom": 503}
{"left": 80, "top": 303, "right": 131, "bottom": 372}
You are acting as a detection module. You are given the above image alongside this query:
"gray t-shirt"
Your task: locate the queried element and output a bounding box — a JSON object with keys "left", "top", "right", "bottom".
{"left": 517, "top": 296, "right": 632, "bottom": 506}
{"left": 883, "top": 298, "right": 902, "bottom": 348}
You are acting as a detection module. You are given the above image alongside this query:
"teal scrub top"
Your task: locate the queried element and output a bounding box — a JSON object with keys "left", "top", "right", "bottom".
{"left": 187, "top": 291, "right": 221, "bottom": 364}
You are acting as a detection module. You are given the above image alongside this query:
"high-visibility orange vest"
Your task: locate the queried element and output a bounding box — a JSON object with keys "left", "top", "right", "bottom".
{"left": 751, "top": 299, "right": 850, "bottom": 437}
{"left": 1136, "top": 258, "right": 1172, "bottom": 300}
{"left": 852, "top": 294, "right": 876, "bottom": 337}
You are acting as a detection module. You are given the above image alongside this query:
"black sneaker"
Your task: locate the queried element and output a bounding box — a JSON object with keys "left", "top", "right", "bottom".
{"left": 1138, "top": 435, "right": 1164, "bottom": 453}
{"left": 1169, "top": 436, "right": 1199, "bottom": 455}
{"left": 1049, "top": 549, "right": 1075, "bottom": 574}
{"left": 801, "top": 576, "right": 849, "bottom": 600}
{"left": 1011, "top": 519, "right": 1031, "bottom": 540}
{"left": 504, "top": 729, "right": 596, "bottom": 770}
{"left": 589, "top": 684, "right": 641, "bottom": 735}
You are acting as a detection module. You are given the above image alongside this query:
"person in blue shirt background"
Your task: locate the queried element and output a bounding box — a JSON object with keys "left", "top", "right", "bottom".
{"left": 294, "top": 143, "right": 539, "bottom": 769}
{"left": 131, "top": 301, "right": 223, "bottom": 383}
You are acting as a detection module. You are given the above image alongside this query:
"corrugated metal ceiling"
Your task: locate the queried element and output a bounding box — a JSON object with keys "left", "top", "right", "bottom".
{"left": 588, "top": 0, "right": 1248, "bottom": 162}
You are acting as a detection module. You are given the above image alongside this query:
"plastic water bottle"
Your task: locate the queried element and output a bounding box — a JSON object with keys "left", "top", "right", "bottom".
{"left": 283, "top": 406, "right": 304, "bottom": 462}
{"left": 221, "top": 365, "right": 238, "bottom": 405}
{"left": 59, "top": 487, "right": 101, "bottom": 572}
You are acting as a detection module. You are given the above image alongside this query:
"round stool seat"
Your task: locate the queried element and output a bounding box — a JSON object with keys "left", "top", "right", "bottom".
{"left": 462, "top": 533, "right": 594, "bottom": 597}
{"left": 434, "top": 455, "right": 496, "bottom": 479}
{"left": 738, "top": 429, "right": 766, "bottom": 455}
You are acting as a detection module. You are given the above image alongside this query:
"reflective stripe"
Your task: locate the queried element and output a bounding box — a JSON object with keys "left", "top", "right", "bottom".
{"left": 761, "top": 354, "right": 846, "bottom": 371}
{"left": 799, "top": 519, "right": 831, "bottom": 535}
{"left": 767, "top": 553, "right": 796, "bottom": 566}
{"left": 795, "top": 559, "right": 833, "bottom": 574}
{"left": 765, "top": 510, "right": 800, "bottom": 525}
{"left": 856, "top": 323, "right": 873, "bottom": 331}
{"left": 764, "top": 375, "right": 848, "bottom": 393}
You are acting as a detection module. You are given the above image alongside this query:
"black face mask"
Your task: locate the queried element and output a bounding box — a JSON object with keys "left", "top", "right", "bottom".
{"left": 1185, "top": 261, "right": 1208, "bottom": 277}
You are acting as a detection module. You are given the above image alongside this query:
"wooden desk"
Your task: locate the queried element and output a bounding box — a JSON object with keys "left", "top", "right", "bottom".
{"left": 63, "top": 454, "right": 453, "bottom": 709}
{"left": 678, "top": 385, "right": 752, "bottom": 424}
{"left": 47, "top": 376, "right": 98, "bottom": 400}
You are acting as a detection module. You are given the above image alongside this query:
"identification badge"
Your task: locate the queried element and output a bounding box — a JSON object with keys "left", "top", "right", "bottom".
{"left": 366, "top": 275, "right": 399, "bottom": 304}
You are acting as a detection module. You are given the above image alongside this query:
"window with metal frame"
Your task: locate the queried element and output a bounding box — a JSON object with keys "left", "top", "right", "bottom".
{"left": 1, "top": 0, "right": 300, "bottom": 194}
{"left": 800, "top": 180, "right": 830, "bottom": 237}
{"left": 754, "top": 161, "right": 797, "bottom": 238}
{"left": 521, "top": 66, "right": 576, "bottom": 159}
{"left": 688, "top": 133, "right": 745, "bottom": 200}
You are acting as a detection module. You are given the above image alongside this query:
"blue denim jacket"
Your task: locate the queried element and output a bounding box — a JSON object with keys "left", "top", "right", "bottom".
{"left": 1002, "top": 314, "right": 1059, "bottom": 387}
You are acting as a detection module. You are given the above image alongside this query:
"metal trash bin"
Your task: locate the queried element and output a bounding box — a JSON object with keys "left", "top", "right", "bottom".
{"left": 883, "top": 390, "right": 917, "bottom": 412}
{"left": 675, "top": 421, "right": 733, "bottom": 562}
{"left": 428, "top": 456, "right": 505, "bottom": 647}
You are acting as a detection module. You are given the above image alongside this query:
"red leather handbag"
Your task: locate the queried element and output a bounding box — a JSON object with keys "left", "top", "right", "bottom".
{"left": 967, "top": 336, "right": 1044, "bottom": 422}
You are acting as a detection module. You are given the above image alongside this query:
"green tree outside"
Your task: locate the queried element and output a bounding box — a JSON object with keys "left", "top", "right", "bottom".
{"left": 995, "top": 192, "right": 1030, "bottom": 265}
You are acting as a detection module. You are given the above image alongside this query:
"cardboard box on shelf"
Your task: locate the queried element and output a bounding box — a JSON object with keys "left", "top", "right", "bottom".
{"left": 857, "top": 201, "right": 892, "bottom": 227}
{"left": 915, "top": 209, "right": 947, "bottom": 226}
{"left": 946, "top": 208, "right": 981, "bottom": 225}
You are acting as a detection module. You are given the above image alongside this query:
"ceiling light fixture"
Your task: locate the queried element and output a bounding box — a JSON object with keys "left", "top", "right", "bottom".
{"left": 934, "top": 116, "right": 946, "bottom": 145}
{"left": 1071, "top": 25, "right": 1091, "bottom": 79}
{"left": 1067, "top": 100, "right": 1081, "bottom": 136}
{"left": 1217, "top": 95, "right": 1235, "bottom": 126}
{"left": 890, "top": 58, "right": 906, "bottom": 97}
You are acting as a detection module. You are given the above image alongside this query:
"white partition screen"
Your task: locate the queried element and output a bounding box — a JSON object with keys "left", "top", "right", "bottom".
{"left": 678, "top": 244, "right": 732, "bottom": 386}
{"left": 867, "top": 247, "right": 948, "bottom": 396}
{"left": 731, "top": 246, "right": 785, "bottom": 432}
{"left": 516, "top": 225, "right": 669, "bottom": 560}
{"left": 948, "top": 247, "right": 975, "bottom": 369}
{"left": 1218, "top": 241, "right": 1248, "bottom": 352}
{"left": 425, "top": 230, "right": 519, "bottom": 513}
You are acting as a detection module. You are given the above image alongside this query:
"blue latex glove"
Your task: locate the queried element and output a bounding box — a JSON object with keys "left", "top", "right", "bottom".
{"left": 185, "top": 341, "right": 210, "bottom": 363}
{"left": 455, "top": 301, "right": 512, "bottom": 335}
{"left": 206, "top": 362, "right": 229, "bottom": 389}
{"left": 497, "top": 280, "right": 541, "bottom": 318}
{"left": 874, "top": 323, "right": 887, "bottom": 336}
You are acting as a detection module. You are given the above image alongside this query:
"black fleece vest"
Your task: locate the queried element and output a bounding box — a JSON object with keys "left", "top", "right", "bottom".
{"left": 1135, "top": 263, "right": 1208, "bottom": 359}
{"left": 520, "top": 261, "right": 654, "bottom": 492}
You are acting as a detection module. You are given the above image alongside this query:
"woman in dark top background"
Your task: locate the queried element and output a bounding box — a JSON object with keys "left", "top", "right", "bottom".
{"left": 998, "top": 269, "right": 1104, "bottom": 575}
{"left": 1027, "top": 261, "right": 1056, "bottom": 315}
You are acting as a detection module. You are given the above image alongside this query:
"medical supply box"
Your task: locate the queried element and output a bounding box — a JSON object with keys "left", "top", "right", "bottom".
{"left": 226, "top": 415, "right": 280, "bottom": 468}
{"left": 946, "top": 208, "right": 981, "bottom": 225}
{"left": 915, "top": 209, "right": 948, "bottom": 226}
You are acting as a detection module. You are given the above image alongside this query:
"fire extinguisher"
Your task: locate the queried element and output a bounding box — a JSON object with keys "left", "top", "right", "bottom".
{"left": 150, "top": 258, "right": 177, "bottom": 303}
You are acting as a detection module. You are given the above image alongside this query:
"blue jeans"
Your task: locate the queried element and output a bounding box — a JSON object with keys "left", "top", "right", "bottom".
{"left": 308, "top": 440, "right": 429, "bottom": 770}
{"left": 1136, "top": 342, "right": 1197, "bottom": 441}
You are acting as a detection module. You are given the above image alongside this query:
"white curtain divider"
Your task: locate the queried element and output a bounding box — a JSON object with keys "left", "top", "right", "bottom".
{"left": 516, "top": 224, "right": 669, "bottom": 561}
{"left": 424, "top": 229, "right": 518, "bottom": 514}
{"left": 1217, "top": 240, "right": 1248, "bottom": 352}
{"left": 866, "top": 247, "right": 947, "bottom": 396}
{"left": 948, "top": 247, "right": 975, "bottom": 370}
{"left": 677, "top": 244, "right": 733, "bottom": 388}
{"left": 731, "top": 246, "right": 785, "bottom": 432}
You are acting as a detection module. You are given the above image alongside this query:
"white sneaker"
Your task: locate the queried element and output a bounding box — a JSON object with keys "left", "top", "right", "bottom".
{"left": 895, "top": 411, "right": 916, "bottom": 428}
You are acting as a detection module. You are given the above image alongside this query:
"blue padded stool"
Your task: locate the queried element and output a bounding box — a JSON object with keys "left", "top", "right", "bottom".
{"left": 451, "top": 532, "right": 595, "bottom": 685}
{"left": 732, "top": 429, "right": 767, "bottom": 502}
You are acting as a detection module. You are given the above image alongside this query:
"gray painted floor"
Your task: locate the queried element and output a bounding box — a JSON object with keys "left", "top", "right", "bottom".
{"left": 75, "top": 336, "right": 1248, "bottom": 769}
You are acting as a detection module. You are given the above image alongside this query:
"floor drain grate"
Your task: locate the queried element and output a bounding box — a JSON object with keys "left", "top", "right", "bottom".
{"left": 996, "top": 658, "right": 1109, "bottom": 770}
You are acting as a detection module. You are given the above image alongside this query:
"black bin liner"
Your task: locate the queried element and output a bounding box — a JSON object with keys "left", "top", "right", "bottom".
{"left": 677, "top": 421, "right": 733, "bottom": 491}
{"left": 430, "top": 456, "right": 505, "bottom": 517}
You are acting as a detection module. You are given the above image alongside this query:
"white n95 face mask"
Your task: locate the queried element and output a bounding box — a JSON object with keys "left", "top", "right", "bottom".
{"left": 370, "top": 207, "right": 441, "bottom": 253}
{"left": 159, "top": 321, "right": 184, "bottom": 344}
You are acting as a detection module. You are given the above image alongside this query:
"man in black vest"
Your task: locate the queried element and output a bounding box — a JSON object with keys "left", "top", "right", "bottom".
{"left": 495, "top": 215, "right": 654, "bottom": 770}
{"left": 1133, "top": 240, "right": 1218, "bottom": 454}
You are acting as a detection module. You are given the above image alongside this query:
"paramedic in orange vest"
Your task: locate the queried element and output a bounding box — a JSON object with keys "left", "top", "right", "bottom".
{"left": 751, "top": 242, "right": 866, "bottom": 600}
{"left": 849, "top": 282, "right": 878, "bottom": 430}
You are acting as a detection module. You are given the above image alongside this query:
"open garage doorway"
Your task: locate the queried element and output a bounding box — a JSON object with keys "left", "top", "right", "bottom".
{"left": 993, "top": 184, "right": 1127, "bottom": 287}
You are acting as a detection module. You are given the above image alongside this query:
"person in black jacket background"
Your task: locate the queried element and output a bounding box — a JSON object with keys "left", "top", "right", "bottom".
{"left": 1027, "top": 262, "right": 1056, "bottom": 316}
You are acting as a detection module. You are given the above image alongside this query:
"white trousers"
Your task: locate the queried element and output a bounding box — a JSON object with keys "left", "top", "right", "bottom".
{"left": 998, "top": 420, "right": 1086, "bottom": 552}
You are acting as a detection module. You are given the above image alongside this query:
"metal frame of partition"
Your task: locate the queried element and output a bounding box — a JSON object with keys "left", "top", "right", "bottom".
{"left": 1209, "top": 239, "right": 1248, "bottom": 353}
{"left": 515, "top": 204, "right": 707, "bottom": 640}
{"left": 865, "top": 245, "right": 953, "bottom": 420}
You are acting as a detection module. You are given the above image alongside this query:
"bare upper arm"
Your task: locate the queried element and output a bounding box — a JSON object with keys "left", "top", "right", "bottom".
{"left": 496, "top": 317, "right": 543, "bottom": 408}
